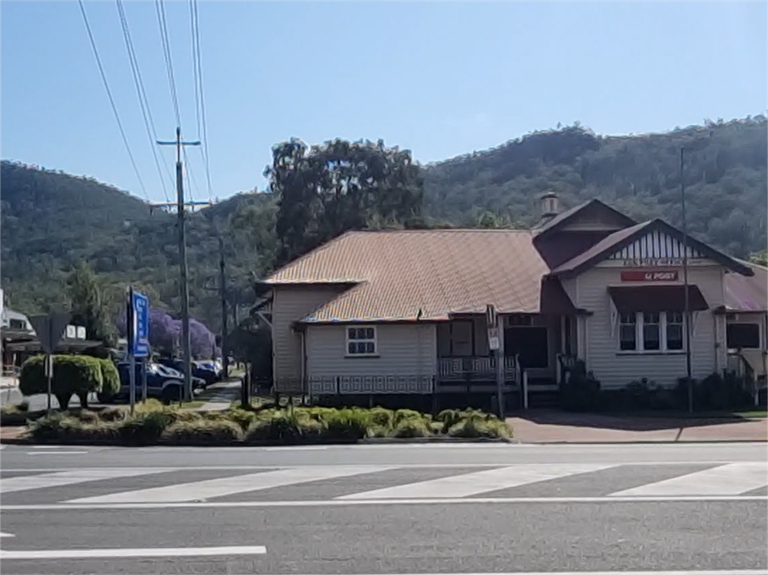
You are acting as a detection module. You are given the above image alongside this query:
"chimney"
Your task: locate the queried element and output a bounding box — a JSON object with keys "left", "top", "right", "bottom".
{"left": 540, "top": 191, "right": 560, "bottom": 223}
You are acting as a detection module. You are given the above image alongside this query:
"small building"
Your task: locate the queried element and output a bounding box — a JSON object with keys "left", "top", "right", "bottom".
{"left": 263, "top": 197, "right": 767, "bottom": 407}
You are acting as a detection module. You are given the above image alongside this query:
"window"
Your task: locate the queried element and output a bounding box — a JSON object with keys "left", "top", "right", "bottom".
{"left": 618, "top": 311, "right": 686, "bottom": 353}
{"left": 346, "top": 326, "right": 377, "bottom": 356}
{"left": 666, "top": 312, "right": 684, "bottom": 351}
{"left": 642, "top": 312, "right": 660, "bottom": 351}
{"left": 619, "top": 314, "right": 637, "bottom": 351}
{"left": 726, "top": 323, "right": 760, "bottom": 349}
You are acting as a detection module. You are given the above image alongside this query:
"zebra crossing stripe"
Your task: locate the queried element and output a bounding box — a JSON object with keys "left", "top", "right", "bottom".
{"left": 66, "top": 465, "right": 394, "bottom": 504}
{"left": 610, "top": 462, "right": 768, "bottom": 497}
{"left": 0, "top": 468, "right": 173, "bottom": 495}
{"left": 338, "top": 463, "right": 618, "bottom": 500}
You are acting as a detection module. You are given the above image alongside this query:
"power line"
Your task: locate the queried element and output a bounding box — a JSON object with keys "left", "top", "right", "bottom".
{"left": 154, "top": 0, "right": 182, "bottom": 128}
{"left": 189, "top": 0, "right": 213, "bottom": 201}
{"left": 77, "top": 0, "right": 149, "bottom": 201}
{"left": 115, "top": 0, "right": 172, "bottom": 202}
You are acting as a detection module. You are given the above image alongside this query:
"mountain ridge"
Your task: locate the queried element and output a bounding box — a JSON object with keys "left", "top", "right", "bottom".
{"left": 2, "top": 115, "right": 766, "bottom": 329}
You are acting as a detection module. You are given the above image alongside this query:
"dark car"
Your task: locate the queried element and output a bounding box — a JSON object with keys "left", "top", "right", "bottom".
{"left": 98, "top": 362, "right": 205, "bottom": 405}
{"left": 157, "top": 358, "right": 218, "bottom": 387}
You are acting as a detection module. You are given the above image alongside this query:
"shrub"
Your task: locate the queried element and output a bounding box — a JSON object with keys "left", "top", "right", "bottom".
{"left": 366, "top": 425, "right": 389, "bottom": 438}
{"left": 20, "top": 355, "right": 105, "bottom": 409}
{"left": 166, "top": 409, "right": 203, "bottom": 423}
{"left": 98, "top": 406, "right": 127, "bottom": 422}
{"left": 369, "top": 407, "right": 395, "bottom": 428}
{"left": 162, "top": 419, "right": 243, "bottom": 445}
{"left": 28, "top": 413, "right": 122, "bottom": 443}
{"left": 560, "top": 360, "right": 601, "bottom": 412}
{"left": 244, "top": 410, "right": 322, "bottom": 443}
{"left": 321, "top": 408, "right": 370, "bottom": 440}
{"left": 436, "top": 409, "right": 462, "bottom": 430}
{"left": 391, "top": 418, "right": 431, "bottom": 438}
{"left": 393, "top": 409, "right": 424, "bottom": 426}
{"left": 99, "top": 359, "right": 120, "bottom": 397}
{"left": 116, "top": 411, "right": 171, "bottom": 445}
{"left": 226, "top": 408, "right": 258, "bottom": 430}
{"left": 72, "top": 409, "right": 100, "bottom": 424}
{"left": 448, "top": 417, "right": 511, "bottom": 439}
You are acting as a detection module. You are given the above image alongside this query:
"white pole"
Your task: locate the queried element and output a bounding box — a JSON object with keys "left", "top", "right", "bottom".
{"left": 46, "top": 353, "right": 53, "bottom": 413}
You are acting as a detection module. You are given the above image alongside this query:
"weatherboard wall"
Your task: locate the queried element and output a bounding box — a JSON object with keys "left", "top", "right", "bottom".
{"left": 576, "top": 264, "right": 726, "bottom": 389}
{"left": 305, "top": 323, "right": 436, "bottom": 393}
{"left": 271, "top": 284, "right": 348, "bottom": 393}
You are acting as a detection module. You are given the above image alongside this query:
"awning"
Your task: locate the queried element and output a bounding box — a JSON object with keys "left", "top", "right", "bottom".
{"left": 607, "top": 285, "right": 709, "bottom": 314}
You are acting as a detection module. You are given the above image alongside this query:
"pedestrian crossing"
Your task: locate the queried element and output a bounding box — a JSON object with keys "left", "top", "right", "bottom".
{"left": 1, "top": 462, "right": 766, "bottom": 506}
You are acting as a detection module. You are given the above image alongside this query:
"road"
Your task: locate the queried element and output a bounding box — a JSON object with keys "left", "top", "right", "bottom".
{"left": 0, "top": 443, "right": 766, "bottom": 575}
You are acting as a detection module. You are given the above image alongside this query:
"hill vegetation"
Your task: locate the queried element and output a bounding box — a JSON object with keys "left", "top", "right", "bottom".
{"left": 2, "top": 116, "right": 766, "bottom": 333}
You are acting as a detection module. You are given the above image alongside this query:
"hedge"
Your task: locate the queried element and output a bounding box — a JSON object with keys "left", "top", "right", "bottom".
{"left": 20, "top": 355, "right": 114, "bottom": 409}
{"left": 22, "top": 404, "right": 512, "bottom": 445}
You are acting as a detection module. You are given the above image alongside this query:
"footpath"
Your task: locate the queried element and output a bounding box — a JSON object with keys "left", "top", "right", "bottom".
{"left": 508, "top": 410, "right": 767, "bottom": 443}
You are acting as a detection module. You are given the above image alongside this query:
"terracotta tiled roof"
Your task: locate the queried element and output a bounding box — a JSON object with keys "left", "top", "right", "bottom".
{"left": 264, "top": 229, "right": 572, "bottom": 322}
{"left": 724, "top": 261, "right": 767, "bottom": 312}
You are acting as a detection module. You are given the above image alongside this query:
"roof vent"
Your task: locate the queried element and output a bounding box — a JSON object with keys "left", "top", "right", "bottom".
{"left": 540, "top": 191, "right": 560, "bottom": 223}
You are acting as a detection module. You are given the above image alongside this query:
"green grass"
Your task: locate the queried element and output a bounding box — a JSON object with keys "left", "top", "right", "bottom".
{"left": 733, "top": 410, "right": 767, "bottom": 419}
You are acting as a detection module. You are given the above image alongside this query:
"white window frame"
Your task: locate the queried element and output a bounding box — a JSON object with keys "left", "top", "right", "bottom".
{"left": 617, "top": 311, "right": 687, "bottom": 354}
{"left": 345, "top": 325, "right": 378, "bottom": 357}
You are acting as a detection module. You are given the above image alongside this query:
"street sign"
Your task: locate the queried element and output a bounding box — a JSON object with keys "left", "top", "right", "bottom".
{"left": 130, "top": 290, "right": 150, "bottom": 358}
{"left": 28, "top": 313, "right": 71, "bottom": 355}
{"left": 487, "top": 327, "right": 500, "bottom": 351}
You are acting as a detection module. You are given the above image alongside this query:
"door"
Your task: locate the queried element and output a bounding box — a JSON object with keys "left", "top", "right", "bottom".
{"left": 505, "top": 327, "right": 549, "bottom": 369}
{"left": 450, "top": 320, "right": 473, "bottom": 357}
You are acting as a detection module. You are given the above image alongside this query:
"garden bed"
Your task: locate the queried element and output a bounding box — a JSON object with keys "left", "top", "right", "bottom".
{"left": 13, "top": 400, "right": 512, "bottom": 446}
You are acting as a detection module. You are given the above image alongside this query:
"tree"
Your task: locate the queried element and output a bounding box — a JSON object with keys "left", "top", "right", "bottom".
{"left": 266, "top": 138, "right": 424, "bottom": 265}
{"left": 66, "top": 261, "right": 115, "bottom": 346}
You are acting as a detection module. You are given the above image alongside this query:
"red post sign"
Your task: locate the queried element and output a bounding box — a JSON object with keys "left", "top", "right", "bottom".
{"left": 621, "top": 270, "right": 679, "bottom": 282}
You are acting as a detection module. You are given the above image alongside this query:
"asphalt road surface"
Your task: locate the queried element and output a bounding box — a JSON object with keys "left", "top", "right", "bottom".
{"left": 1, "top": 443, "right": 766, "bottom": 575}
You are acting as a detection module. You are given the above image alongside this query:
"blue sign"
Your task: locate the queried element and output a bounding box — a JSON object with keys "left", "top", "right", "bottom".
{"left": 131, "top": 290, "right": 150, "bottom": 358}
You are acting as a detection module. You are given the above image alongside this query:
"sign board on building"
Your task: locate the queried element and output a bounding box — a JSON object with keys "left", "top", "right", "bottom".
{"left": 487, "top": 327, "right": 500, "bottom": 351}
{"left": 621, "top": 270, "right": 680, "bottom": 282}
{"left": 130, "top": 290, "right": 150, "bottom": 358}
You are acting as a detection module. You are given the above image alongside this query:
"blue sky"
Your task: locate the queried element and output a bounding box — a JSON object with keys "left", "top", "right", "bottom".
{"left": 2, "top": 1, "right": 766, "bottom": 204}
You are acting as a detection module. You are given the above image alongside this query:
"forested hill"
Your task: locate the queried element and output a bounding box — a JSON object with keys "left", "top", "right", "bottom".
{"left": 1, "top": 116, "right": 766, "bottom": 329}
{"left": 425, "top": 117, "right": 767, "bottom": 258}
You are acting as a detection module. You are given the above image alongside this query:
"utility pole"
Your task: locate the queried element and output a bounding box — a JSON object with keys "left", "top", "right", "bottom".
{"left": 218, "top": 236, "right": 229, "bottom": 379}
{"left": 680, "top": 146, "right": 693, "bottom": 414}
{"left": 155, "top": 128, "right": 201, "bottom": 401}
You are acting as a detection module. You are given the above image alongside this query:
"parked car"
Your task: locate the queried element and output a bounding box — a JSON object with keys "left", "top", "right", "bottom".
{"left": 158, "top": 358, "right": 218, "bottom": 386}
{"left": 98, "top": 362, "right": 205, "bottom": 405}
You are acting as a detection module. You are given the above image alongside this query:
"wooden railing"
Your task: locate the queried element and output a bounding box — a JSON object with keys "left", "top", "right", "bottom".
{"left": 437, "top": 356, "right": 518, "bottom": 381}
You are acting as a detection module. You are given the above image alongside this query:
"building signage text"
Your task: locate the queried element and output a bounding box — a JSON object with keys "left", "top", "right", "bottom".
{"left": 620, "top": 270, "right": 679, "bottom": 282}
{"left": 622, "top": 258, "right": 684, "bottom": 267}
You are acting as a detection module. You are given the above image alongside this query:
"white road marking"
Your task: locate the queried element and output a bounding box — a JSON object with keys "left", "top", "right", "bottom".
{"left": 339, "top": 463, "right": 617, "bottom": 499}
{"left": 0, "top": 468, "right": 173, "bottom": 494}
{"left": 278, "top": 569, "right": 768, "bottom": 575}
{"left": 0, "top": 532, "right": 14, "bottom": 538}
{"left": 67, "top": 465, "right": 395, "bottom": 504}
{"left": 0, "top": 545, "right": 267, "bottom": 560}
{"left": 611, "top": 462, "right": 768, "bottom": 497}
{"left": 174, "top": 571, "right": 767, "bottom": 575}
{"left": 3, "top": 494, "right": 764, "bottom": 511}
{"left": 25, "top": 451, "right": 88, "bottom": 456}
